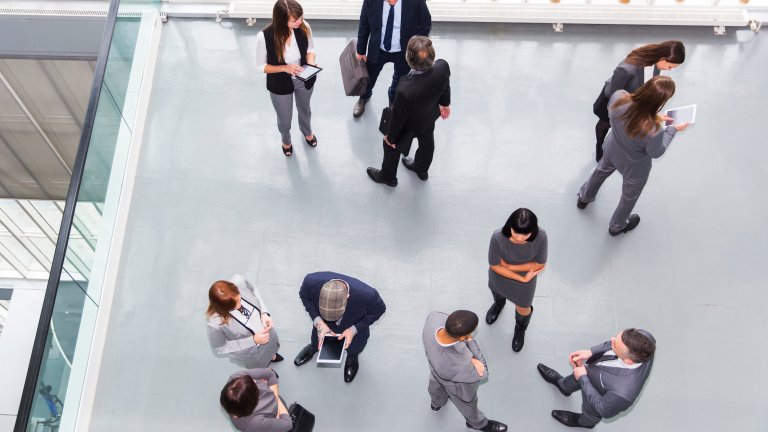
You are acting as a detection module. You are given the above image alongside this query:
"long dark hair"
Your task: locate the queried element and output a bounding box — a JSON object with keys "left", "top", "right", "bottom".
{"left": 625, "top": 41, "right": 685, "bottom": 66}
{"left": 267, "top": 0, "right": 310, "bottom": 64}
{"left": 501, "top": 208, "right": 539, "bottom": 242}
{"left": 220, "top": 375, "right": 260, "bottom": 418}
{"left": 613, "top": 76, "right": 676, "bottom": 138}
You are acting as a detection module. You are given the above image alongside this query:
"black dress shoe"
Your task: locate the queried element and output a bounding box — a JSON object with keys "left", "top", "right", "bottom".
{"left": 293, "top": 344, "right": 317, "bottom": 367}
{"left": 271, "top": 353, "right": 284, "bottom": 363}
{"left": 466, "top": 420, "right": 508, "bottom": 432}
{"left": 537, "top": 363, "right": 572, "bottom": 396}
{"left": 366, "top": 167, "right": 397, "bottom": 187}
{"left": 353, "top": 97, "right": 368, "bottom": 118}
{"left": 431, "top": 404, "right": 442, "bottom": 411}
{"left": 609, "top": 214, "right": 641, "bottom": 236}
{"left": 551, "top": 410, "right": 594, "bottom": 429}
{"left": 576, "top": 195, "right": 589, "bottom": 209}
{"left": 402, "top": 157, "right": 428, "bottom": 181}
{"left": 485, "top": 302, "right": 503, "bottom": 325}
{"left": 344, "top": 357, "right": 359, "bottom": 383}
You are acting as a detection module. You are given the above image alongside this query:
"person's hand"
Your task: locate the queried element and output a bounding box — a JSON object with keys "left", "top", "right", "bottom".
{"left": 470, "top": 358, "right": 485, "bottom": 377}
{"left": 253, "top": 328, "right": 270, "bottom": 345}
{"left": 338, "top": 327, "right": 356, "bottom": 349}
{"left": 522, "top": 267, "right": 544, "bottom": 282}
{"left": 356, "top": 53, "right": 367, "bottom": 62}
{"left": 283, "top": 64, "right": 304, "bottom": 76}
{"left": 383, "top": 136, "right": 396, "bottom": 149}
{"left": 316, "top": 320, "right": 332, "bottom": 349}
{"left": 673, "top": 122, "right": 690, "bottom": 132}
{"left": 569, "top": 349, "right": 592, "bottom": 366}
{"left": 260, "top": 313, "right": 274, "bottom": 331}
{"left": 573, "top": 365, "right": 587, "bottom": 379}
{"left": 439, "top": 105, "right": 451, "bottom": 120}
{"left": 659, "top": 114, "right": 673, "bottom": 123}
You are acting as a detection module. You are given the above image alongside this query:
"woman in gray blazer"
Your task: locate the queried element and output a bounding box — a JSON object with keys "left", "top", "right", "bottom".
{"left": 206, "top": 275, "right": 282, "bottom": 368}
{"left": 221, "top": 368, "right": 292, "bottom": 432}
{"left": 593, "top": 41, "right": 685, "bottom": 162}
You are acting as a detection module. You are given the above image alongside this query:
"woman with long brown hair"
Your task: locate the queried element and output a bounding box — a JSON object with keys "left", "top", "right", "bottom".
{"left": 256, "top": 0, "right": 317, "bottom": 157}
{"left": 577, "top": 75, "right": 689, "bottom": 236}
{"left": 593, "top": 41, "right": 685, "bottom": 162}
{"left": 206, "top": 275, "right": 282, "bottom": 368}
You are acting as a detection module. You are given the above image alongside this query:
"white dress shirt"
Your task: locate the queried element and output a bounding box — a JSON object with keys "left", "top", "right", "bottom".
{"left": 380, "top": 0, "right": 402, "bottom": 53}
{"left": 256, "top": 22, "right": 315, "bottom": 72}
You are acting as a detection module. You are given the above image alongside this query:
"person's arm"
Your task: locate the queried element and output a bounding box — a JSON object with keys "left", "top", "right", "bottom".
{"left": 417, "top": 0, "right": 432, "bottom": 36}
{"left": 386, "top": 92, "right": 409, "bottom": 144}
{"left": 305, "top": 22, "right": 316, "bottom": 65}
{"left": 206, "top": 320, "right": 257, "bottom": 355}
{"left": 299, "top": 275, "right": 321, "bottom": 321}
{"left": 604, "top": 66, "right": 631, "bottom": 98}
{"left": 437, "top": 60, "right": 451, "bottom": 117}
{"left": 645, "top": 125, "right": 678, "bottom": 159}
{"left": 356, "top": 0, "right": 371, "bottom": 56}
{"left": 577, "top": 376, "right": 633, "bottom": 418}
{"left": 352, "top": 286, "right": 387, "bottom": 334}
{"left": 256, "top": 32, "right": 269, "bottom": 73}
{"left": 252, "top": 415, "right": 293, "bottom": 432}
{"left": 244, "top": 368, "right": 278, "bottom": 385}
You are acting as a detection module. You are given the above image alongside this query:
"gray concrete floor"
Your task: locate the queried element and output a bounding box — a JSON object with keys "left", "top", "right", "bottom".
{"left": 90, "top": 19, "right": 768, "bottom": 432}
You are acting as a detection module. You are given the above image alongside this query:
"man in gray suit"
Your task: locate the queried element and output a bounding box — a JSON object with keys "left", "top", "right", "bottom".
{"left": 422, "top": 310, "right": 507, "bottom": 432}
{"left": 537, "top": 328, "right": 656, "bottom": 428}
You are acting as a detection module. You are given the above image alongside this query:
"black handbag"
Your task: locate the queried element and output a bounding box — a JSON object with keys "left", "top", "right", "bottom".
{"left": 289, "top": 403, "right": 315, "bottom": 432}
{"left": 379, "top": 107, "right": 391, "bottom": 135}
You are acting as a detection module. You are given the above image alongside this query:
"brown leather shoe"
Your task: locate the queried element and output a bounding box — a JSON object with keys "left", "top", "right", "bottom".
{"left": 353, "top": 97, "right": 368, "bottom": 118}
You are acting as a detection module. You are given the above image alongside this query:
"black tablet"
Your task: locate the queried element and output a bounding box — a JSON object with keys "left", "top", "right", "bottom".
{"left": 317, "top": 335, "right": 345, "bottom": 364}
{"left": 296, "top": 64, "right": 322, "bottom": 82}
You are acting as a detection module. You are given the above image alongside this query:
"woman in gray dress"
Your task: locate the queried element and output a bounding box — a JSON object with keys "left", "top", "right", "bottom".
{"left": 485, "top": 208, "right": 548, "bottom": 352}
{"left": 206, "top": 274, "right": 282, "bottom": 368}
{"left": 221, "top": 368, "right": 292, "bottom": 432}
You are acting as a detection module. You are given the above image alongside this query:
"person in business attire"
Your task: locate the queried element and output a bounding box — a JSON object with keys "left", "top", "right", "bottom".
{"left": 367, "top": 36, "right": 450, "bottom": 186}
{"left": 352, "top": 0, "right": 432, "bottom": 117}
{"left": 422, "top": 310, "right": 508, "bottom": 432}
{"left": 293, "top": 272, "right": 387, "bottom": 383}
{"left": 256, "top": 0, "right": 318, "bottom": 157}
{"left": 578, "top": 76, "right": 689, "bottom": 236}
{"left": 537, "top": 328, "right": 656, "bottom": 428}
{"left": 221, "top": 368, "right": 292, "bottom": 432}
{"left": 485, "top": 208, "right": 547, "bottom": 352}
{"left": 593, "top": 41, "right": 685, "bottom": 162}
{"left": 206, "top": 275, "right": 283, "bottom": 368}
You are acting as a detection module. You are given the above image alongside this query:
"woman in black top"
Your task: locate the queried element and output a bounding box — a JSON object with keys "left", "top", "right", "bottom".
{"left": 593, "top": 41, "right": 685, "bottom": 162}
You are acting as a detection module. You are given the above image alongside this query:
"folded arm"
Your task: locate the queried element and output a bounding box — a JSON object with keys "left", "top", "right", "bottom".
{"left": 207, "top": 322, "right": 257, "bottom": 355}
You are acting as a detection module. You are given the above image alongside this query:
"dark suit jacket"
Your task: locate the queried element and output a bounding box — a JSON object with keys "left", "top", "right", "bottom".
{"left": 578, "top": 331, "right": 655, "bottom": 419}
{"left": 386, "top": 59, "right": 451, "bottom": 155}
{"left": 356, "top": 0, "right": 431, "bottom": 64}
{"left": 299, "top": 271, "right": 386, "bottom": 335}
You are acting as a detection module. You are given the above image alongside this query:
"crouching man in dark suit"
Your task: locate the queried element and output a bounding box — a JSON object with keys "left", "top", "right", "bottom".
{"left": 367, "top": 35, "right": 450, "bottom": 187}
{"left": 293, "top": 272, "right": 387, "bottom": 383}
{"left": 537, "top": 328, "right": 656, "bottom": 428}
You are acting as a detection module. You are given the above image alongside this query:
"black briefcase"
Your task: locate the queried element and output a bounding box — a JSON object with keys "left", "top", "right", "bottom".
{"left": 289, "top": 403, "right": 315, "bottom": 432}
{"left": 379, "top": 107, "right": 391, "bottom": 135}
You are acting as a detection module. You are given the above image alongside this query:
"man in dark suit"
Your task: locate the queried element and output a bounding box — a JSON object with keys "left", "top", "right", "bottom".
{"left": 367, "top": 36, "right": 450, "bottom": 187}
{"left": 353, "top": 0, "right": 431, "bottom": 117}
{"left": 537, "top": 328, "right": 656, "bottom": 428}
{"left": 294, "top": 271, "right": 387, "bottom": 383}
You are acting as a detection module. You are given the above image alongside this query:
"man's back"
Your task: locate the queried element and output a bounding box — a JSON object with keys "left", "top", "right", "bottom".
{"left": 388, "top": 59, "right": 451, "bottom": 142}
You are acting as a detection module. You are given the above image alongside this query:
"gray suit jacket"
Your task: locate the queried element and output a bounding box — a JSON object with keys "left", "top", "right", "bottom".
{"left": 422, "top": 312, "right": 487, "bottom": 402}
{"left": 206, "top": 274, "right": 278, "bottom": 366}
{"left": 578, "top": 332, "right": 655, "bottom": 419}
{"left": 603, "top": 61, "right": 659, "bottom": 98}
{"left": 228, "top": 368, "right": 292, "bottom": 432}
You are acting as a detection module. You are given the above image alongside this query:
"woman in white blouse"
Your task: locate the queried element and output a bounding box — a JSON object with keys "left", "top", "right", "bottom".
{"left": 256, "top": 0, "right": 317, "bottom": 157}
{"left": 206, "top": 275, "right": 282, "bottom": 368}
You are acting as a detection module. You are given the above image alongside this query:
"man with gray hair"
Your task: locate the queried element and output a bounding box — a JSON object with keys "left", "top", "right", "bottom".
{"left": 367, "top": 35, "right": 451, "bottom": 187}
{"left": 294, "top": 271, "right": 387, "bottom": 383}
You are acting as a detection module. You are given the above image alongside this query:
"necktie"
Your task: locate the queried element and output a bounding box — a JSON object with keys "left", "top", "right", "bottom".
{"left": 238, "top": 306, "right": 251, "bottom": 319}
{"left": 383, "top": 4, "right": 394, "bottom": 52}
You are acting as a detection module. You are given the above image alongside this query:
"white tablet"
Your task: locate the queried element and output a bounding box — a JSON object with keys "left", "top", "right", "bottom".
{"left": 317, "top": 335, "right": 345, "bottom": 365}
{"left": 665, "top": 104, "right": 696, "bottom": 126}
{"left": 296, "top": 64, "right": 322, "bottom": 82}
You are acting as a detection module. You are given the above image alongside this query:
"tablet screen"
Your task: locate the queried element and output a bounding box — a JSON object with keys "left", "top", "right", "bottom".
{"left": 318, "top": 335, "right": 344, "bottom": 361}
{"left": 297, "top": 64, "right": 322, "bottom": 81}
{"left": 665, "top": 104, "right": 696, "bottom": 126}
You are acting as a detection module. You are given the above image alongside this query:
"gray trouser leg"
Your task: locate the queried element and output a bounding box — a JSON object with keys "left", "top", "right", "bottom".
{"left": 608, "top": 171, "right": 649, "bottom": 232}
{"left": 242, "top": 328, "right": 280, "bottom": 369}
{"left": 559, "top": 373, "right": 581, "bottom": 394}
{"left": 578, "top": 394, "right": 603, "bottom": 427}
{"left": 578, "top": 156, "right": 616, "bottom": 203}
{"left": 269, "top": 92, "right": 294, "bottom": 145}
{"left": 292, "top": 77, "right": 314, "bottom": 138}
{"left": 449, "top": 390, "right": 488, "bottom": 429}
{"left": 428, "top": 377, "right": 449, "bottom": 408}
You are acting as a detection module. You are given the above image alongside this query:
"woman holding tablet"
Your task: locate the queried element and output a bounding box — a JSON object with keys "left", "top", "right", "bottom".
{"left": 485, "top": 208, "right": 548, "bottom": 353}
{"left": 593, "top": 40, "right": 685, "bottom": 162}
{"left": 577, "top": 76, "right": 689, "bottom": 236}
{"left": 256, "top": 0, "right": 318, "bottom": 157}
{"left": 206, "top": 275, "right": 283, "bottom": 368}
{"left": 221, "top": 368, "right": 292, "bottom": 432}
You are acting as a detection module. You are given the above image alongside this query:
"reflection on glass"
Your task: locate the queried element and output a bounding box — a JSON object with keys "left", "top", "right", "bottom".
{"left": 0, "top": 288, "right": 12, "bottom": 339}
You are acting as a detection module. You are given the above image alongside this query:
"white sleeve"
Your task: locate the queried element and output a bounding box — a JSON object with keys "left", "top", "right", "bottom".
{"left": 256, "top": 31, "right": 268, "bottom": 72}
{"left": 305, "top": 21, "right": 315, "bottom": 54}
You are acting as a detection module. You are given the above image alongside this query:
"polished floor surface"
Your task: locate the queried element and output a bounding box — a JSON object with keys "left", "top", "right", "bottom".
{"left": 90, "top": 19, "right": 768, "bottom": 431}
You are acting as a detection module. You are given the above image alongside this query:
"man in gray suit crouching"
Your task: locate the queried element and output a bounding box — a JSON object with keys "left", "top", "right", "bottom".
{"left": 537, "top": 328, "right": 655, "bottom": 428}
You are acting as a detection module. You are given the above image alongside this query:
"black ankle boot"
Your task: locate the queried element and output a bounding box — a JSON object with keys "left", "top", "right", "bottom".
{"left": 512, "top": 306, "right": 533, "bottom": 352}
{"left": 485, "top": 300, "right": 505, "bottom": 325}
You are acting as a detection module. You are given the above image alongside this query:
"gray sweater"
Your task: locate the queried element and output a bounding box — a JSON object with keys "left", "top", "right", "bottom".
{"left": 228, "top": 369, "right": 292, "bottom": 432}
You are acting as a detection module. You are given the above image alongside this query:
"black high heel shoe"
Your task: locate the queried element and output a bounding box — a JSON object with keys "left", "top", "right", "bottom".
{"left": 305, "top": 135, "right": 318, "bottom": 148}
{"left": 282, "top": 144, "right": 293, "bottom": 157}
